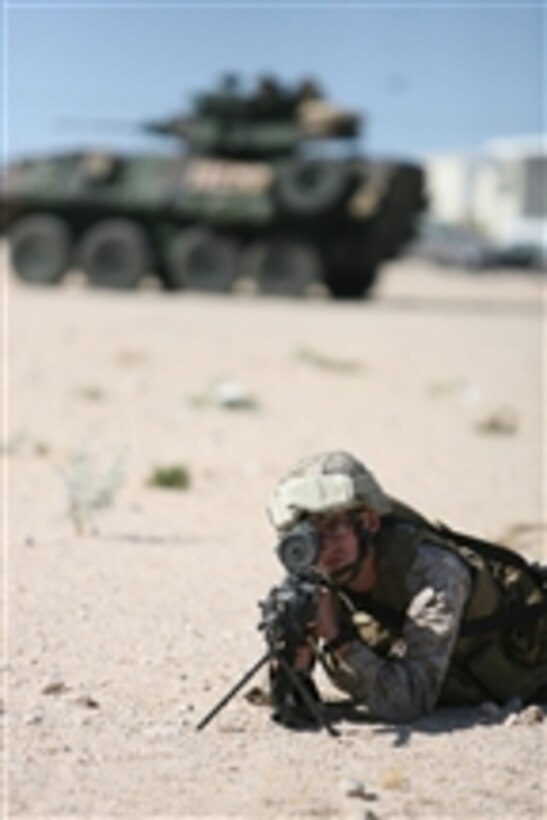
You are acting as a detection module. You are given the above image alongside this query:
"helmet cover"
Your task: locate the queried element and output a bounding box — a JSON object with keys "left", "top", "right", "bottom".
{"left": 268, "top": 450, "right": 391, "bottom": 530}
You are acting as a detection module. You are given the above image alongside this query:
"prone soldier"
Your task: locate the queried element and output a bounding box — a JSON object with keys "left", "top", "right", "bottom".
{"left": 265, "top": 450, "right": 547, "bottom": 725}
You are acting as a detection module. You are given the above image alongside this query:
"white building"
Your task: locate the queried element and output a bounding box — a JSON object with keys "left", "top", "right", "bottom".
{"left": 423, "top": 136, "right": 546, "bottom": 257}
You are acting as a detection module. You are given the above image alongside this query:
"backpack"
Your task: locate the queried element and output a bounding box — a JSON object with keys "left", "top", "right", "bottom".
{"left": 435, "top": 523, "right": 547, "bottom": 704}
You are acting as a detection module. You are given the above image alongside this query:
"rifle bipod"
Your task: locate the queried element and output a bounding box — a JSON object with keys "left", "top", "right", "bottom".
{"left": 195, "top": 648, "right": 338, "bottom": 736}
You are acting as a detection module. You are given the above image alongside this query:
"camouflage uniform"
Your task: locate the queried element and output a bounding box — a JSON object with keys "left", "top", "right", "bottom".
{"left": 323, "top": 540, "right": 472, "bottom": 721}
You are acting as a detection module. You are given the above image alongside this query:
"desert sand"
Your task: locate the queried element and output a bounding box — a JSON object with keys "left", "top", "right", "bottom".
{"left": 2, "top": 245, "right": 546, "bottom": 818}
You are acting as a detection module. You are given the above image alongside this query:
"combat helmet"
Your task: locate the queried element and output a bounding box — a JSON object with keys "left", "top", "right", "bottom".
{"left": 267, "top": 450, "right": 392, "bottom": 530}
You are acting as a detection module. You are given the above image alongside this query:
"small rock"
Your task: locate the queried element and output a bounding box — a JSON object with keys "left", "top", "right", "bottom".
{"left": 42, "top": 679, "right": 68, "bottom": 696}
{"left": 519, "top": 705, "right": 544, "bottom": 724}
{"left": 219, "top": 723, "right": 246, "bottom": 734}
{"left": 505, "top": 704, "right": 544, "bottom": 726}
{"left": 380, "top": 767, "right": 406, "bottom": 790}
{"left": 475, "top": 407, "right": 519, "bottom": 436}
{"left": 74, "top": 694, "right": 100, "bottom": 709}
{"left": 244, "top": 686, "right": 271, "bottom": 706}
{"left": 139, "top": 656, "right": 154, "bottom": 667}
{"left": 212, "top": 380, "right": 257, "bottom": 410}
{"left": 23, "top": 709, "right": 44, "bottom": 725}
{"left": 339, "top": 778, "right": 368, "bottom": 799}
{"left": 176, "top": 703, "right": 195, "bottom": 717}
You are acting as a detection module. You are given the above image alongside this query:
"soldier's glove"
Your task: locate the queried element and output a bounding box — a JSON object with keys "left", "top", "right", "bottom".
{"left": 269, "top": 664, "right": 322, "bottom": 730}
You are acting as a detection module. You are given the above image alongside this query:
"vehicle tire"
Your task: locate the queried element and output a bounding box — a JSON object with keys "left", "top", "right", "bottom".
{"left": 326, "top": 263, "right": 378, "bottom": 300}
{"left": 241, "top": 240, "right": 322, "bottom": 296}
{"left": 166, "top": 228, "right": 237, "bottom": 292}
{"left": 372, "top": 163, "right": 427, "bottom": 260}
{"left": 274, "top": 159, "right": 351, "bottom": 217}
{"left": 78, "top": 219, "right": 151, "bottom": 289}
{"left": 8, "top": 214, "right": 71, "bottom": 285}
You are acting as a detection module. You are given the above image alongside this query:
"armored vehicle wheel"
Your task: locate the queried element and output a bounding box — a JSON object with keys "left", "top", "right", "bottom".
{"left": 9, "top": 215, "right": 71, "bottom": 284}
{"left": 78, "top": 220, "right": 151, "bottom": 289}
{"left": 241, "top": 240, "right": 322, "bottom": 296}
{"left": 326, "top": 263, "right": 378, "bottom": 299}
{"left": 275, "top": 160, "right": 351, "bottom": 217}
{"left": 166, "top": 228, "right": 237, "bottom": 292}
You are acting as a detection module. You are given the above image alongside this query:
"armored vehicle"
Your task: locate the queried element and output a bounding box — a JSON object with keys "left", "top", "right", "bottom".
{"left": 1, "top": 75, "right": 426, "bottom": 298}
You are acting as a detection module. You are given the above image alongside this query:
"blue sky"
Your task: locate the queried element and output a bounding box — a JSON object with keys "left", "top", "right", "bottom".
{"left": 2, "top": 3, "right": 545, "bottom": 162}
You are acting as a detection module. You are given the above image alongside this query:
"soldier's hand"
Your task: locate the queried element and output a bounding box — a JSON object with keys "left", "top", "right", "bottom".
{"left": 293, "top": 642, "right": 314, "bottom": 671}
{"left": 312, "top": 587, "right": 338, "bottom": 643}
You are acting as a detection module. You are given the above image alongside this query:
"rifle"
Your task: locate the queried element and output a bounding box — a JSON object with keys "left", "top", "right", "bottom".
{"left": 196, "top": 523, "right": 338, "bottom": 735}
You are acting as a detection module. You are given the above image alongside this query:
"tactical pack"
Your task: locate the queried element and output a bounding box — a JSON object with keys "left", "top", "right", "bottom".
{"left": 434, "top": 522, "right": 547, "bottom": 704}
{"left": 344, "top": 500, "right": 547, "bottom": 706}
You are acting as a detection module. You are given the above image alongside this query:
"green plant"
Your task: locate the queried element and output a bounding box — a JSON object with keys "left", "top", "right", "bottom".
{"left": 293, "top": 346, "right": 363, "bottom": 373}
{"left": 147, "top": 464, "right": 191, "bottom": 490}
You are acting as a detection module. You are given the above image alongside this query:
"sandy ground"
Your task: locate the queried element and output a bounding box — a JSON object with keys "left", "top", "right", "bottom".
{"left": 1, "top": 246, "right": 546, "bottom": 818}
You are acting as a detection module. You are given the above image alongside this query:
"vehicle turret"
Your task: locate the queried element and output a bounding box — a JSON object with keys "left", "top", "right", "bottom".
{"left": 143, "top": 74, "right": 361, "bottom": 158}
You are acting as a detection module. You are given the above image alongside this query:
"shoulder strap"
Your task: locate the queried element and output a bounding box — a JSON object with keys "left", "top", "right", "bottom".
{"left": 435, "top": 522, "right": 539, "bottom": 575}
